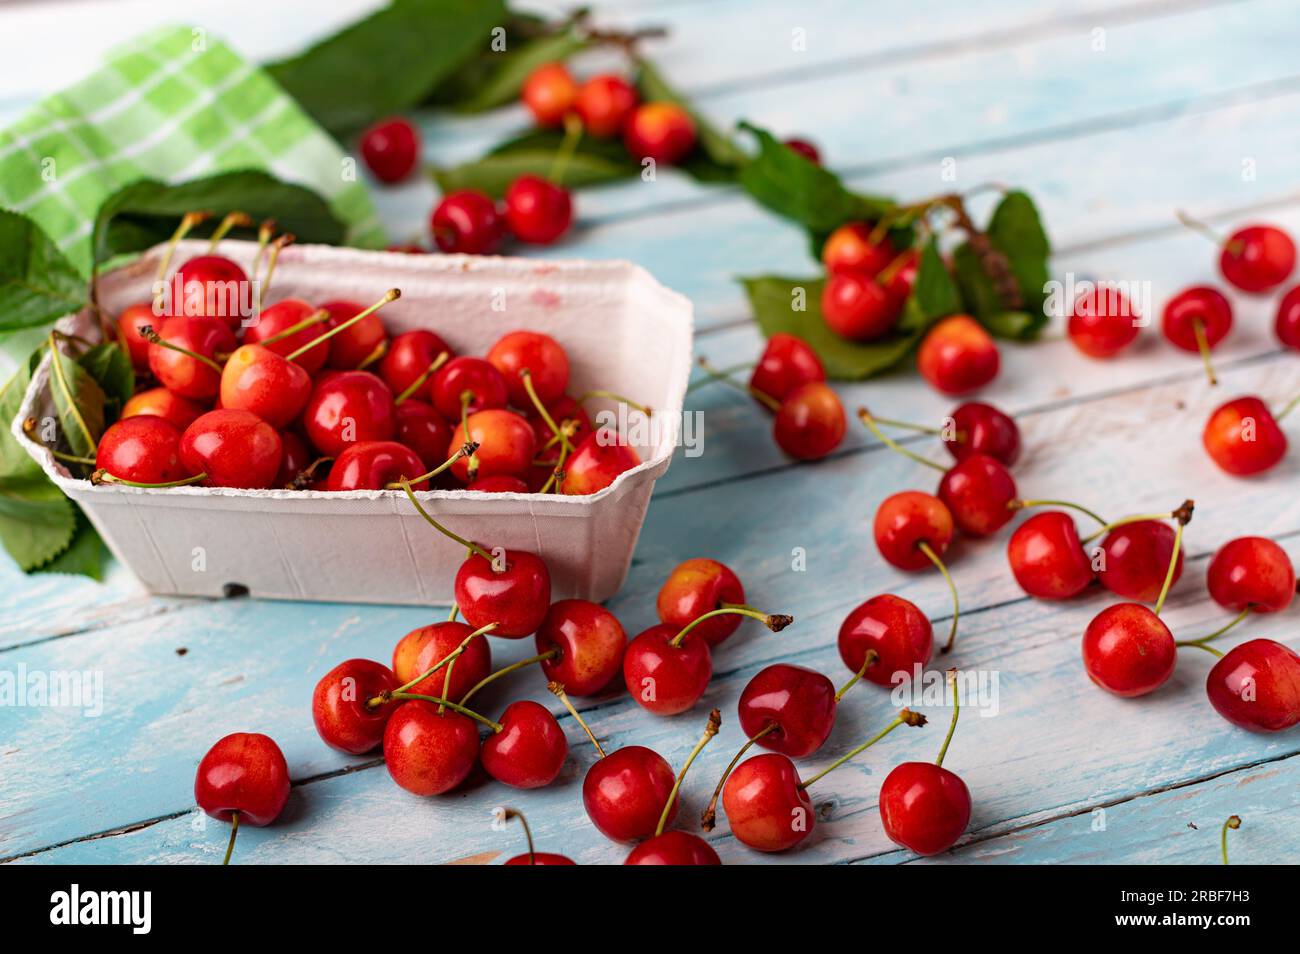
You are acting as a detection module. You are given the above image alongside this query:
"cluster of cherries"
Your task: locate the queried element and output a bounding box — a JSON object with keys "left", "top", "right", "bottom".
{"left": 82, "top": 214, "right": 645, "bottom": 496}
{"left": 1065, "top": 217, "right": 1300, "bottom": 477}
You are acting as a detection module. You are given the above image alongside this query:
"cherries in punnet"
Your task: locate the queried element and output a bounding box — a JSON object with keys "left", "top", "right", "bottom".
{"left": 94, "top": 416, "right": 190, "bottom": 486}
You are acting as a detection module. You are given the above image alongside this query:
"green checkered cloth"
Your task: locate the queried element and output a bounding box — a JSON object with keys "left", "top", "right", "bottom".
{"left": 0, "top": 24, "right": 384, "bottom": 277}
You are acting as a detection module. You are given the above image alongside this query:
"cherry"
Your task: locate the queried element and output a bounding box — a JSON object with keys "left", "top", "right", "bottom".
{"left": 1203, "top": 395, "right": 1289, "bottom": 476}
{"left": 219, "top": 344, "right": 312, "bottom": 428}
{"left": 874, "top": 490, "right": 954, "bottom": 571}
{"left": 146, "top": 315, "right": 235, "bottom": 400}
{"left": 321, "top": 299, "right": 387, "bottom": 370}
{"left": 449, "top": 409, "right": 535, "bottom": 482}
{"left": 526, "top": 393, "right": 592, "bottom": 449}
{"left": 360, "top": 117, "right": 420, "bottom": 184}
{"left": 274, "top": 431, "right": 312, "bottom": 487}
{"left": 918, "top": 315, "right": 999, "bottom": 394}
{"left": 625, "top": 829, "right": 720, "bottom": 866}
{"left": 469, "top": 475, "right": 529, "bottom": 493}
{"left": 379, "top": 329, "right": 453, "bottom": 401}
{"left": 194, "top": 732, "right": 290, "bottom": 864}
{"left": 121, "top": 386, "right": 205, "bottom": 431}
{"left": 1067, "top": 284, "right": 1140, "bottom": 359}
{"left": 561, "top": 430, "right": 641, "bottom": 495}
{"left": 946, "top": 401, "right": 1020, "bottom": 465}
{"left": 326, "top": 441, "right": 427, "bottom": 491}
{"left": 821, "top": 222, "right": 893, "bottom": 276}
{"left": 535, "top": 599, "right": 626, "bottom": 696}
{"left": 487, "top": 331, "right": 570, "bottom": 407}
{"left": 773, "top": 381, "right": 847, "bottom": 460}
{"left": 312, "top": 658, "right": 398, "bottom": 755}
{"left": 392, "top": 620, "right": 493, "bottom": 701}
{"left": 244, "top": 298, "right": 331, "bottom": 375}
{"left": 504, "top": 174, "right": 573, "bottom": 244}
{"left": 383, "top": 700, "right": 480, "bottom": 796}
{"left": 430, "top": 356, "right": 509, "bottom": 421}
{"left": 431, "top": 189, "right": 505, "bottom": 255}
{"left": 936, "top": 452, "right": 1018, "bottom": 537}
{"left": 1006, "top": 511, "right": 1094, "bottom": 600}
{"left": 180, "top": 409, "right": 282, "bottom": 488}
{"left": 1162, "top": 286, "right": 1232, "bottom": 385}
{"left": 170, "top": 255, "right": 249, "bottom": 328}
{"left": 1205, "top": 639, "right": 1300, "bottom": 732}
{"left": 821, "top": 271, "right": 897, "bottom": 341}
{"left": 736, "top": 664, "right": 836, "bottom": 758}
{"left": 656, "top": 557, "right": 745, "bottom": 646}
{"left": 455, "top": 549, "right": 551, "bottom": 637}
{"left": 573, "top": 74, "right": 638, "bottom": 138}
{"left": 522, "top": 62, "right": 578, "bottom": 127}
{"left": 1276, "top": 285, "right": 1300, "bottom": 350}
{"left": 882, "top": 248, "right": 919, "bottom": 305}
{"left": 1083, "top": 603, "right": 1177, "bottom": 697}
{"left": 838, "top": 594, "right": 934, "bottom": 687}
{"left": 395, "top": 400, "right": 454, "bottom": 471}
{"left": 117, "top": 302, "right": 160, "bottom": 371}
{"left": 498, "top": 807, "right": 576, "bottom": 865}
{"left": 1207, "top": 536, "right": 1296, "bottom": 613}
{"left": 1219, "top": 224, "right": 1296, "bottom": 293}
{"left": 481, "top": 700, "right": 568, "bottom": 789}
{"left": 1097, "top": 519, "right": 1184, "bottom": 603}
{"left": 750, "top": 333, "right": 825, "bottom": 405}
{"left": 783, "top": 137, "right": 821, "bottom": 164}
{"left": 304, "top": 370, "right": 397, "bottom": 457}
{"left": 95, "top": 416, "right": 189, "bottom": 485}
{"left": 624, "top": 102, "right": 697, "bottom": 164}
{"left": 583, "top": 745, "right": 677, "bottom": 842}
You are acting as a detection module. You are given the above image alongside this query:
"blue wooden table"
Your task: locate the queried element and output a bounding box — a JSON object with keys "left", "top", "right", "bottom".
{"left": 2, "top": 0, "right": 1298, "bottom": 865}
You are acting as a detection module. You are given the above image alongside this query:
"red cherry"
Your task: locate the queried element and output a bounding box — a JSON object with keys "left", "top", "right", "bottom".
{"left": 937, "top": 453, "right": 1017, "bottom": 537}
{"left": 583, "top": 745, "right": 676, "bottom": 841}
{"left": 219, "top": 344, "right": 312, "bottom": 428}
{"left": 522, "top": 62, "right": 577, "bottom": 127}
{"left": 874, "top": 490, "right": 954, "bottom": 571}
{"left": 720, "top": 753, "right": 814, "bottom": 853}
{"left": 118, "top": 302, "right": 160, "bottom": 371}
{"left": 918, "top": 315, "right": 999, "bottom": 394}
{"left": 573, "top": 75, "right": 638, "bottom": 138}
{"left": 449, "top": 409, "right": 535, "bottom": 482}
{"left": 625, "top": 830, "right": 720, "bottom": 866}
{"left": 657, "top": 558, "right": 745, "bottom": 646}
{"left": 624, "top": 102, "right": 697, "bottom": 164}
{"left": 360, "top": 117, "right": 420, "bottom": 184}
{"left": 749, "top": 333, "right": 825, "bottom": 405}
{"left": 121, "top": 386, "right": 205, "bottom": 431}
{"left": 535, "top": 599, "right": 627, "bottom": 696}
{"left": 379, "top": 330, "right": 453, "bottom": 400}
{"left": 481, "top": 700, "right": 567, "bottom": 789}
{"left": 321, "top": 299, "right": 387, "bottom": 371}
{"left": 194, "top": 732, "right": 290, "bottom": 827}
{"left": 326, "top": 441, "right": 427, "bottom": 491}
{"left": 468, "top": 475, "right": 529, "bottom": 493}
{"left": 526, "top": 393, "right": 592, "bottom": 449}
{"left": 838, "top": 594, "right": 934, "bottom": 687}
{"left": 883, "top": 248, "right": 919, "bottom": 304}
{"left": 1202, "top": 396, "right": 1288, "bottom": 476}
{"left": 244, "top": 298, "right": 331, "bottom": 375}
{"left": 430, "top": 356, "right": 509, "bottom": 421}
{"left": 623, "top": 622, "right": 713, "bottom": 716}
{"left": 1206, "top": 639, "right": 1300, "bottom": 732}
{"left": 147, "top": 315, "right": 235, "bottom": 400}
{"left": 783, "top": 137, "right": 821, "bottom": 164}
{"left": 1097, "top": 520, "right": 1183, "bottom": 603}
{"left": 879, "top": 761, "right": 972, "bottom": 856}
{"left": 945, "top": 401, "right": 1021, "bottom": 466}
{"left": 303, "top": 370, "right": 397, "bottom": 457}
{"left": 1161, "top": 286, "right": 1232, "bottom": 369}
{"left": 504, "top": 175, "right": 573, "bottom": 244}
{"left": 274, "top": 431, "right": 312, "bottom": 487}
{"left": 773, "top": 381, "right": 847, "bottom": 460}
{"left": 95, "top": 416, "right": 189, "bottom": 484}
{"left": 170, "top": 255, "right": 249, "bottom": 328}
{"left": 395, "top": 400, "right": 454, "bottom": 471}
{"left": 504, "top": 852, "right": 576, "bottom": 866}
{"left": 1067, "top": 285, "right": 1140, "bottom": 359}
{"left": 1006, "top": 511, "right": 1094, "bottom": 600}
{"left": 561, "top": 430, "right": 641, "bottom": 495}
{"left": 738, "top": 664, "right": 836, "bottom": 757}
{"left": 392, "top": 621, "right": 493, "bottom": 701}
{"left": 454, "top": 549, "right": 552, "bottom": 638}
{"left": 431, "top": 189, "right": 504, "bottom": 254}
{"left": 1082, "top": 603, "right": 1176, "bottom": 697}
{"left": 383, "top": 700, "right": 480, "bottom": 796}
{"left": 1207, "top": 536, "right": 1296, "bottom": 613}
{"left": 312, "top": 659, "right": 398, "bottom": 755}
{"left": 1220, "top": 224, "right": 1296, "bottom": 293}
{"left": 1275, "top": 285, "right": 1300, "bottom": 349}
{"left": 821, "top": 271, "right": 897, "bottom": 341}
{"left": 486, "top": 331, "right": 570, "bottom": 407}
{"left": 821, "top": 222, "right": 893, "bottom": 276}
{"left": 180, "top": 409, "right": 282, "bottom": 488}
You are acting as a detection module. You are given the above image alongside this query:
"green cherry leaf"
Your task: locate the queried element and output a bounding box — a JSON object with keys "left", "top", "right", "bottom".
{"left": 0, "top": 209, "right": 88, "bottom": 333}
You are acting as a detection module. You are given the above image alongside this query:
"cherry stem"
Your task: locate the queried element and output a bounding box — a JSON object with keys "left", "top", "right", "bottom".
{"left": 458, "top": 650, "right": 560, "bottom": 707}
{"left": 935, "top": 670, "right": 960, "bottom": 767}
{"left": 835, "top": 650, "right": 878, "bottom": 702}
{"left": 385, "top": 441, "right": 478, "bottom": 488}
{"left": 1175, "top": 209, "right": 1225, "bottom": 248}
{"left": 394, "top": 351, "right": 450, "bottom": 404}
{"left": 655, "top": 708, "right": 721, "bottom": 837}
{"left": 389, "top": 692, "right": 503, "bottom": 732}
{"left": 1191, "top": 318, "right": 1218, "bottom": 387}
{"left": 918, "top": 541, "right": 960, "bottom": 654}
{"left": 858, "top": 408, "right": 946, "bottom": 472}
{"left": 1276, "top": 392, "right": 1300, "bottom": 422}
{"left": 798, "top": 709, "right": 926, "bottom": 791}
{"left": 206, "top": 211, "right": 252, "bottom": 251}
{"left": 1221, "top": 815, "right": 1241, "bottom": 865}
{"left": 696, "top": 357, "right": 781, "bottom": 412}
{"left": 448, "top": 604, "right": 460, "bottom": 622}
{"left": 139, "top": 326, "right": 224, "bottom": 374}
{"left": 1152, "top": 519, "right": 1188, "bottom": 617}
{"left": 46, "top": 334, "right": 100, "bottom": 455}
{"left": 499, "top": 808, "right": 536, "bottom": 865}
{"left": 400, "top": 480, "right": 496, "bottom": 563}
{"left": 287, "top": 289, "right": 399, "bottom": 361}
{"left": 1009, "top": 498, "right": 1109, "bottom": 527}
{"left": 549, "top": 112, "right": 584, "bottom": 183}
{"left": 1179, "top": 640, "right": 1224, "bottom": 659}
{"left": 156, "top": 211, "right": 211, "bottom": 281}
{"left": 222, "top": 810, "right": 239, "bottom": 865}
{"left": 48, "top": 449, "right": 97, "bottom": 466}
{"left": 875, "top": 248, "right": 914, "bottom": 286}
{"left": 376, "top": 622, "right": 498, "bottom": 702}
{"left": 866, "top": 413, "right": 948, "bottom": 437}
{"left": 1080, "top": 500, "right": 1193, "bottom": 545}
{"left": 685, "top": 361, "right": 753, "bottom": 392}
{"left": 257, "top": 308, "right": 329, "bottom": 348}
{"left": 700, "top": 723, "right": 778, "bottom": 832}
{"left": 287, "top": 456, "right": 333, "bottom": 489}
{"left": 92, "top": 469, "right": 207, "bottom": 488}
{"left": 522, "top": 369, "right": 575, "bottom": 453}
{"left": 548, "top": 682, "right": 605, "bottom": 758}
{"left": 669, "top": 606, "right": 793, "bottom": 648}
{"left": 258, "top": 234, "right": 294, "bottom": 310}
{"left": 1175, "top": 607, "right": 1252, "bottom": 649}
{"left": 576, "top": 389, "right": 653, "bottom": 417}
{"left": 251, "top": 219, "right": 276, "bottom": 279}
{"left": 357, "top": 338, "right": 388, "bottom": 371}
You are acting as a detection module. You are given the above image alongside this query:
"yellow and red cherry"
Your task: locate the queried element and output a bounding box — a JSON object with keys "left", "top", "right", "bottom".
{"left": 1203, "top": 396, "right": 1288, "bottom": 476}
{"left": 382, "top": 700, "right": 479, "bottom": 796}
{"left": 486, "top": 330, "right": 570, "bottom": 407}
{"left": 121, "top": 387, "right": 204, "bottom": 431}
{"left": 392, "top": 621, "right": 493, "bottom": 701}
{"left": 535, "top": 599, "right": 626, "bottom": 697}
{"left": 624, "top": 102, "right": 697, "bottom": 164}
{"left": 561, "top": 430, "right": 641, "bottom": 495}
{"left": 522, "top": 62, "right": 578, "bottom": 127}
{"left": 657, "top": 557, "right": 746, "bottom": 646}
{"left": 917, "top": 314, "right": 999, "bottom": 394}
{"left": 573, "top": 74, "right": 638, "bottom": 137}
{"left": 773, "top": 381, "right": 847, "bottom": 460}
{"left": 821, "top": 222, "right": 893, "bottom": 276}
{"left": 448, "top": 408, "right": 535, "bottom": 482}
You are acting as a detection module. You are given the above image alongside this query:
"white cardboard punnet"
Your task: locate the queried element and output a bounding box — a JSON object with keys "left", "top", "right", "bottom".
{"left": 15, "top": 241, "right": 694, "bottom": 605}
